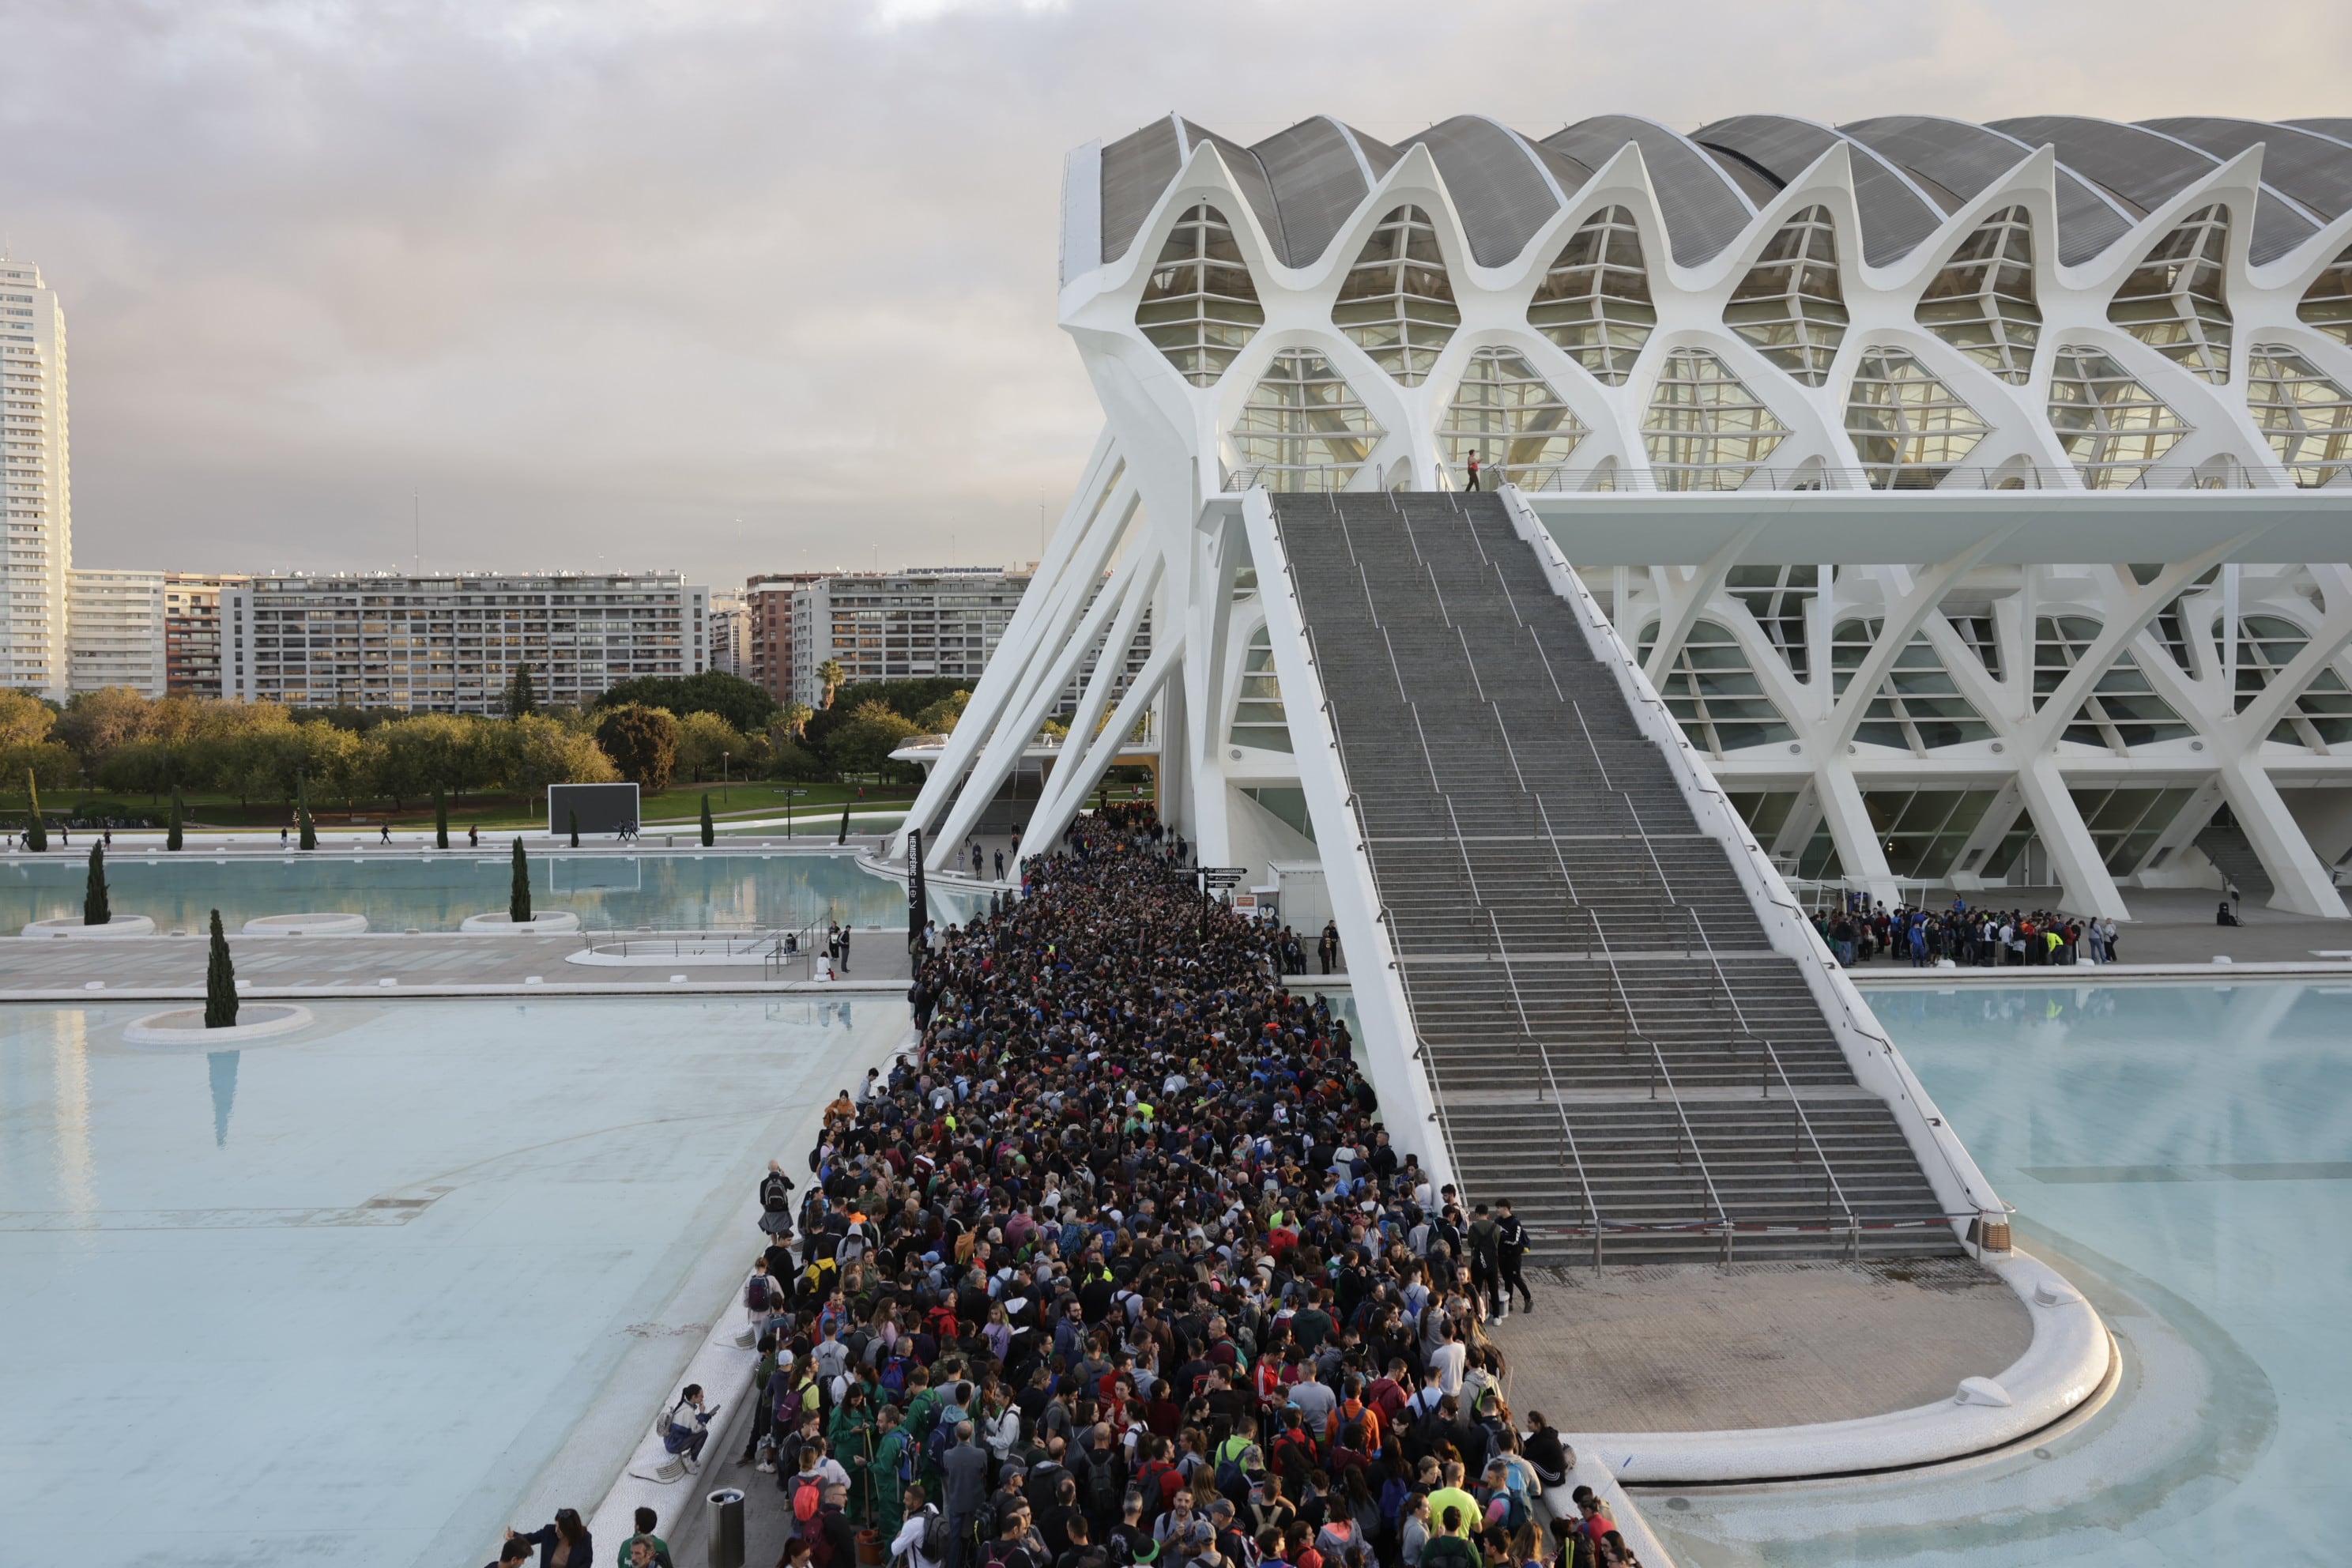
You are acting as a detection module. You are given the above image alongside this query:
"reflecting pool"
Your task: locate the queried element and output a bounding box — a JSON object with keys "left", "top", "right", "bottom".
{"left": 0, "top": 850, "right": 985, "bottom": 933}
{"left": 1643, "top": 982, "right": 2352, "bottom": 1566}
{"left": 0, "top": 996, "right": 910, "bottom": 1566}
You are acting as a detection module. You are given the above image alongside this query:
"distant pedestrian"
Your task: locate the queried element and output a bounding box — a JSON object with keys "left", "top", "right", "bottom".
{"left": 380, "top": 821, "right": 392, "bottom": 845}
{"left": 1464, "top": 450, "right": 1482, "bottom": 492}
{"left": 838, "top": 924, "right": 853, "bottom": 974}
{"left": 1318, "top": 921, "right": 1340, "bottom": 974}
{"left": 469, "top": 824, "right": 480, "bottom": 848}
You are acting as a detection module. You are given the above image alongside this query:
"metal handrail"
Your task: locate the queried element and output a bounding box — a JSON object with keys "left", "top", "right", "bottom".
{"left": 1755, "top": 1035, "right": 1861, "bottom": 1256}
{"left": 1497, "top": 459, "right": 2299, "bottom": 494}
{"left": 1641, "top": 1038, "right": 1736, "bottom": 1262}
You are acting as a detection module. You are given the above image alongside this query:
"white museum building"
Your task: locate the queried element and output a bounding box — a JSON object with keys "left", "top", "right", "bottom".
{"left": 898, "top": 112, "right": 2352, "bottom": 923}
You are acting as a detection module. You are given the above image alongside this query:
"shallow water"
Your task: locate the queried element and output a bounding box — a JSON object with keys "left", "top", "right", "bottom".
{"left": 1643, "top": 981, "right": 2352, "bottom": 1566}
{"left": 0, "top": 995, "right": 908, "bottom": 1566}
{"left": 0, "top": 849, "right": 985, "bottom": 933}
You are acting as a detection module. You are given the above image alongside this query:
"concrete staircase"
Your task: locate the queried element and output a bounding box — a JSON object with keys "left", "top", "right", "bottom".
{"left": 1272, "top": 491, "right": 1959, "bottom": 1265}
{"left": 2194, "top": 819, "right": 2274, "bottom": 898}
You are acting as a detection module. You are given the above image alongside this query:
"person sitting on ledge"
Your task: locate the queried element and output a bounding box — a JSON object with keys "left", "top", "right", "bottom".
{"left": 2217, "top": 900, "right": 2242, "bottom": 927}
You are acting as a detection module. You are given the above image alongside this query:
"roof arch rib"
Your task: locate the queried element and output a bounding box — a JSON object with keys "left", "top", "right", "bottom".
{"left": 1546, "top": 115, "right": 1755, "bottom": 266}
{"left": 1696, "top": 115, "right": 1948, "bottom": 265}
{"left": 1994, "top": 115, "right": 2316, "bottom": 266}
{"left": 1840, "top": 115, "right": 2135, "bottom": 265}
{"left": 1244, "top": 119, "right": 1400, "bottom": 269}
{"left": 1399, "top": 115, "right": 1591, "bottom": 266}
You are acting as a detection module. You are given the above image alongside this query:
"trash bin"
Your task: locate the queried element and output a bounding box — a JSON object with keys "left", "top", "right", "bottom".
{"left": 707, "top": 1487, "right": 746, "bottom": 1568}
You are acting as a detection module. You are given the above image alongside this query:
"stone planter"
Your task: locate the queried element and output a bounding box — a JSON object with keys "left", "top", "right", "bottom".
{"left": 459, "top": 910, "right": 581, "bottom": 934}
{"left": 23, "top": 914, "right": 157, "bottom": 939}
{"left": 123, "top": 1003, "right": 315, "bottom": 1046}
{"left": 242, "top": 913, "right": 370, "bottom": 937}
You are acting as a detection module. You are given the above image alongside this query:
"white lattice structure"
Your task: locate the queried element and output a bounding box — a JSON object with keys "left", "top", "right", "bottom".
{"left": 898, "top": 113, "right": 2352, "bottom": 922}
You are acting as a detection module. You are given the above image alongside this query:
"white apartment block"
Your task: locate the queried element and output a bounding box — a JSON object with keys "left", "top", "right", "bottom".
{"left": 708, "top": 592, "right": 748, "bottom": 677}
{"left": 225, "top": 571, "right": 710, "bottom": 714}
{"left": 787, "top": 565, "right": 1152, "bottom": 714}
{"left": 67, "top": 568, "right": 167, "bottom": 695}
{"left": 1, "top": 260, "right": 70, "bottom": 698}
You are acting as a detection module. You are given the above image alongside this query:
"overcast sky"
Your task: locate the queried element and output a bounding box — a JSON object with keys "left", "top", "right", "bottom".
{"left": 6, "top": 0, "right": 2344, "bottom": 591}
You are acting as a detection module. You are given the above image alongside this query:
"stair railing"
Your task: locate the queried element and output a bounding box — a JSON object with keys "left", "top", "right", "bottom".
{"left": 1644, "top": 1038, "right": 1736, "bottom": 1266}
{"left": 1756, "top": 1035, "right": 1861, "bottom": 1260}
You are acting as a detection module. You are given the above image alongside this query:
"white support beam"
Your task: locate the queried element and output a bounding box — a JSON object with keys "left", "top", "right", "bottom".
{"left": 2012, "top": 755, "right": 2132, "bottom": 921}
{"left": 1026, "top": 554, "right": 1163, "bottom": 832}
{"left": 1825, "top": 526, "right": 2020, "bottom": 752}
{"left": 893, "top": 439, "right": 1127, "bottom": 854}
{"left": 1640, "top": 521, "right": 1766, "bottom": 688}
{"left": 928, "top": 518, "right": 1146, "bottom": 865}
{"left": 2214, "top": 754, "right": 2351, "bottom": 918}
{"left": 2226, "top": 567, "right": 2352, "bottom": 746}
{"left": 1811, "top": 767, "right": 1902, "bottom": 910}
{"left": 1024, "top": 635, "right": 1183, "bottom": 854}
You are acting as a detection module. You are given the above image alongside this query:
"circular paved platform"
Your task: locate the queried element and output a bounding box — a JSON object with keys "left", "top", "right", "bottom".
{"left": 1491, "top": 1257, "right": 2033, "bottom": 1434}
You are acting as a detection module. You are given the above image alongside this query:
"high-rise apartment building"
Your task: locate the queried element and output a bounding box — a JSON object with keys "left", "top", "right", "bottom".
{"left": 744, "top": 571, "right": 835, "bottom": 704}
{"left": 1, "top": 259, "right": 70, "bottom": 698}
{"left": 225, "top": 571, "right": 709, "bottom": 714}
{"left": 164, "top": 573, "right": 248, "bottom": 697}
{"left": 707, "top": 592, "right": 748, "bottom": 677}
{"left": 66, "top": 568, "right": 167, "bottom": 695}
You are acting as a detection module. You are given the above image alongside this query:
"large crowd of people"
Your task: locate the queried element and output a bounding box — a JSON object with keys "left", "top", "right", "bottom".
{"left": 1813, "top": 900, "right": 2120, "bottom": 967}
{"left": 702, "top": 804, "right": 1634, "bottom": 1568}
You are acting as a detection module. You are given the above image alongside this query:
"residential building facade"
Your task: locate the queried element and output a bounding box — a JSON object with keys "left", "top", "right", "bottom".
{"left": 163, "top": 573, "right": 248, "bottom": 698}
{"left": 2, "top": 259, "right": 70, "bottom": 698}
{"left": 707, "top": 592, "right": 748, "bottom": 677}
{"left": 66, "top": 567, "right": 167, "bottom": 695}
{"left": 744, "top": 571, "right": 835, "bottom": 704}
{"left": 224, "top": 571, "right": 709, "bottom": 713}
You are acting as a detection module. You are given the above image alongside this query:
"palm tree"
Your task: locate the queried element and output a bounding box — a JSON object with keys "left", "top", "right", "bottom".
{"left": 816, "top": 659, "right": 846, "bottom": 710}
{"left": 781, "top": 701, "right": 814, "bottom": 741}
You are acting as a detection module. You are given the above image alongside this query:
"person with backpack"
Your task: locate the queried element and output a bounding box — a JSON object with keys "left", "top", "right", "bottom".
{"left": 660, "top": 1385, "right": 718, "bottom": 1474}
{"left": 815, "top": 1480, "right": 862, "bottom": 1568}
{"left": 895, "top": 1483, "right": 949, "bottom": 1568}
{"left": 1419, "top": 1509, "right": 1476, "bottom": 1568}
{"left": 740, "top": 1330, "right": 783, "bottom": 1470}
{"left": 874, "top": 1405, "right": 914, "bottom": 1542}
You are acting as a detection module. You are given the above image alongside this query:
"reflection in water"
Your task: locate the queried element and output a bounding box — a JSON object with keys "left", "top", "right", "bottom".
{"left": 207, "top": 1051, "right": 239, "bottom": 1148}
{"left": 48, "top": 1012, "right": 95, "bottom": 1213}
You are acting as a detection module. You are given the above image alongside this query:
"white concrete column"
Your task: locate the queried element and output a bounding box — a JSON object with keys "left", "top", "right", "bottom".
{"left": 2214, "top": 754, "right": 2350, "bottom": 918}
{"left": 2011, "top": 756, "right": 2131, "bottom": 921}
{"left": 1812, "top": 767, "right": 1902, "bottom": 909}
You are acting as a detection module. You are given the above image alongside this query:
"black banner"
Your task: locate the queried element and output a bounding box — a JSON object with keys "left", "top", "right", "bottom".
{"left": 907, "top": 828, "right": 925, "bottom": 952}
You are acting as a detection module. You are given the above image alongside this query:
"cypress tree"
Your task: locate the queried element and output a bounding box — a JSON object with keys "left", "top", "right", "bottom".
{"left": 85, "top": 842, "right": 110, "bottom": 926}
{"left": 700, "top": 793, "right": 714, "bottom": 846}
{"left": 434, "top": 786, "right": 449, "bottom": 850}
{"left": 510, "top": 836, "right": 533, "bottom": 924}
{"left": 836, "top": 803, "right": 850, "bottom": 846}
{"left": 296, "top": 775, "right": 317, "bottom": 851}
{"left": 167, "top": 786, "right": 185, "bottom": 852}
{"left": 567, "top": 808, "right": 580, "bottom": 848}
{"left": 205, "top": 909, "right": 238, "bottom": 1029}
{"left": 25, "top": 769, "right": 46, "bottom": 852}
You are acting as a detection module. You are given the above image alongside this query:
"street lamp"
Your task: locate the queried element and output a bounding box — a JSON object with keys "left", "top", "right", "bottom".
{"left": 722, "top": 751, "right": 730, "bottom": 807}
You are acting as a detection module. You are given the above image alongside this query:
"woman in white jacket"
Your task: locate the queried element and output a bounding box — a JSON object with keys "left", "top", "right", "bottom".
{"left": 979, "top": 1391, "right": 1023, "bottom": 1466}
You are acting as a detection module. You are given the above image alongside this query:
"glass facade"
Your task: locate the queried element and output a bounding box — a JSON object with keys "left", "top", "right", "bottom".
{"left": 1136, "top": 204, "right": 1264, "bottom": 387}
{"left": 1333, "top": 205, "right": 1458, "bottom": 385}
{"left": 1862, "top": 788, "right": 2000, "bottom": 880}
{"left": 1228, "top": 624, "right": 1292, "bottom": 752}
{"left": 2245, "top": 345, "right": 2352, "bottom": 488}
{"left": 1636, "top": 620, "right": 1795, "bottom": 756}
{"left": 2108, "top": 205, "right": 2233, "bottom": 384}
{"left": 1525, "top": 206, "right": 1655, "bottom": 385}
{"left": 1831, "top": 617, "right": 1994, "bottom": 752}
{"left": 1724, "top": 205, "right": 1848, "bottom": 386}
{"left": 1437, "top": 347, "right": 1583, "bottom": 484}
{"left": 1726, "top": 564, "right": 1816, "bottom": 678}
{"left": 2066, "top": 786, "right": 2197, "bottom": 873}
{"left": 1914, "top": 206, "right": 2040, "bottom": 383}
{"left": 2032, "top": 614, "right": 2192, "bottom": 750}
{"left": 1228, "top": 350, "right": 1384, "bottom": 492}
{"left": 1844, "top": 348, "right": 1990, "bottom": 488}
{"left": 1642, "top": 349, "right": 1788, "bottom": 490}
{"left": 2300, "top": 240, "right": 2352, "bottom": 344}
{"left": 2235, "top": 613, "right": 2352, "bottom": 747}
{"left": 2047, "top": 345, "right": 2191, "bottom": 487}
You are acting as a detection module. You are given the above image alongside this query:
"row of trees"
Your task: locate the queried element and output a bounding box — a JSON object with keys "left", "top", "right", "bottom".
{"left": 0, "top": 669, "right": 1003, "bottom": 809}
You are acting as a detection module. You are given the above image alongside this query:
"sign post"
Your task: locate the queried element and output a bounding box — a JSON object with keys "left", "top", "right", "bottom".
{"left": 907, "top": 828, "right": 925, "bottom": 954}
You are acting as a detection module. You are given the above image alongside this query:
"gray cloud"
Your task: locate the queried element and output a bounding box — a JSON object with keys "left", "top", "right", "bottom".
{"left": 4, "top": 0, "right": 2343, "bottom": 588}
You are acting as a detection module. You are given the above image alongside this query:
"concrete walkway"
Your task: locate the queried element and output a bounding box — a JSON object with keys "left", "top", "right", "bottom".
{"left": 1491, "top": 1257, "right": 2033, "bottom": 1433}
